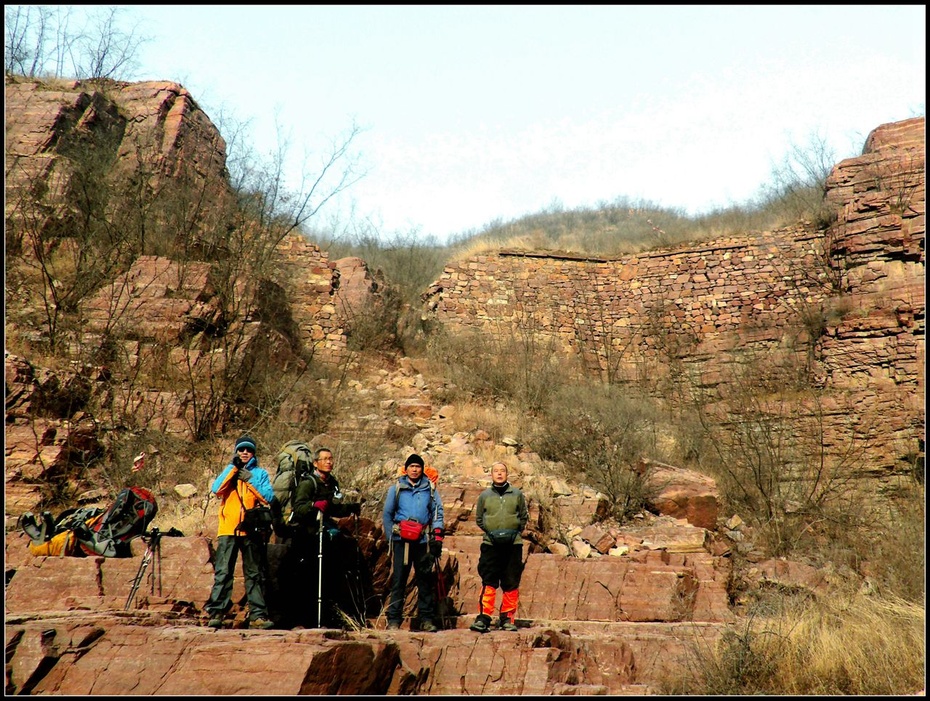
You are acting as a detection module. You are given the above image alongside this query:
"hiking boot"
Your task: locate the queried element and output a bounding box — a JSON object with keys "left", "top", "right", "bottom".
{"left": 207, "top": 616, "right": 224, "bottom": 629}
{"left": 386, "top": 621, "right": 401, "bottom": 630}
{"left": 42, "top": 511, "right": 55, "bottom": 538}
{"left": 420, "top": 620, "right": 438, "bottom": 633}
{"left": 499, "top": 617, "right": 518, "bottom": 632}
{"left": 250, "top": 617, "right": 274, "bottom": 630}
{"left": 469, "top": 614, "right": 491, "bottom": 633}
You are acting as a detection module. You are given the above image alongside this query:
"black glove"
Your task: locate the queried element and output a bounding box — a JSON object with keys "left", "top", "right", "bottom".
{"left": 344, "top": 503, "right": 361, "bottom": 516}
{"left": 429, "top": 540, "right": 442, "bottom": 559}
{"left": 232, "top": 455, "right": 244, "bottom": 468}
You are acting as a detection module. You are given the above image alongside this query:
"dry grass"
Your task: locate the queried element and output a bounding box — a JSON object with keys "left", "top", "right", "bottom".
{"left": 440, "top": 399, "right": 523, "bottom": 443}
{"left": 784, "top": 594, "right": 925, "bottom": 694}
{"left": 666, "top": 591, "right": 926, "bottom": 695}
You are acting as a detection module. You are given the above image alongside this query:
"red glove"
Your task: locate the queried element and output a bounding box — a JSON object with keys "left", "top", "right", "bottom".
{"left": 430, "top": 528, "right": 444, "bottom": 559}
{"left": 313, "top": 499, "right": 328, "bottom": 514}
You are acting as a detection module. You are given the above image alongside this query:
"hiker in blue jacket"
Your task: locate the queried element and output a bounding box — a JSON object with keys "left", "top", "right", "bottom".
{"left": 382, "top": 453, "right": 444, "bottom": 632}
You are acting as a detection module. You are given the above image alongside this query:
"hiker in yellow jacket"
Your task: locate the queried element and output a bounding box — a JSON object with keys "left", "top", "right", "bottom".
{"left": 204, "top": 434, "right": 276, "bottom": 630}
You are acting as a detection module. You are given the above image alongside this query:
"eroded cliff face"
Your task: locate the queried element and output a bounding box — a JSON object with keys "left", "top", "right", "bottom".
{"left": 6, "top": 75, "right": 922, "bottom": 478}
{"left": 4, "top": 77, "right": 357, "bottom": 442}
{"left": 423, "top": 117, "right": 925, "bottom": 481}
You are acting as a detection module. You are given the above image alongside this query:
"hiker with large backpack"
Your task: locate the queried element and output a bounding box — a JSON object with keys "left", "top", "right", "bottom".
{"left": 286, "top": 446, "right": 361, "bottom": 628}
{"left": 204, "top": 434, "right": 276, "bottom": 630}
{"left": 382, "top": 453, "right": 444, "bottom": 632}
{"left": 19, "top": 486, "right": 158, "bottom": 558}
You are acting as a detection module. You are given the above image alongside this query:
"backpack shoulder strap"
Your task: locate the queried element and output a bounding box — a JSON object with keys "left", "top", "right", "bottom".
{"left": 388, "top": 481, "right": 399, "bottom": 518}
{"left": 390, "top": 479, "right": 437, "bottom": 522}
{"left": 429, "top": 480, "right": 439, "bottom": 523}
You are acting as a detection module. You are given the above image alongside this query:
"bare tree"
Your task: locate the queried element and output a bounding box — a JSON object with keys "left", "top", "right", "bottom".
{"left": 72, "top": 7, "right": 148, "bottom": 80}
{"left": 759, "top": 129, "right": 838, "bottom": 226}
{"left": 4, "top": 5, "right": 149, "bottom": 79}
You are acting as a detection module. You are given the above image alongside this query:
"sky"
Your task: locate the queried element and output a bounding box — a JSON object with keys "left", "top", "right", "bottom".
{"left": 70, "top": 6, "right": 927, "bottom": 241}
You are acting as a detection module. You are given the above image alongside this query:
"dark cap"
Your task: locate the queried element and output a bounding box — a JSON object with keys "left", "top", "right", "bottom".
{"left": 404, "top": 453, "right": 424, "bottom": 469}
{"left": 235, "top": 435, "right": 257, "bottom": 453}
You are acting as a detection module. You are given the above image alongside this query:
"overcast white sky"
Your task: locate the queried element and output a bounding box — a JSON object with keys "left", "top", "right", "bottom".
{"left": 86, "top": 6, "right": 927, "bottom": 240}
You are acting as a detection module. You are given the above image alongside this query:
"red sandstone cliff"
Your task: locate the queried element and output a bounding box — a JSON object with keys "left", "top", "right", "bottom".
{"left": 423, "top": 118, "right": 925, "bottom": 481}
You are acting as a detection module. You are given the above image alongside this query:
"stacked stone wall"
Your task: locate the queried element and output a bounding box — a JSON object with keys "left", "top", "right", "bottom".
{"left": 426, "top": 227, "right": 828, "bottom": 382}
{"left": 273, "top": 232, "right": 348, "bottom": 362}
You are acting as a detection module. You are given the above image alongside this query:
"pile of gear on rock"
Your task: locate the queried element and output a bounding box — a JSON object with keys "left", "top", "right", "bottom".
{"left": 19, "top": 486, "right": 159, "bottom": 558}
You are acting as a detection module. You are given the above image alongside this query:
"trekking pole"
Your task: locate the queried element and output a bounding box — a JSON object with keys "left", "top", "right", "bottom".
{"left": 317, "top": 509, "right": 324, "bottom": 628}
{"left": 124, "top": 527, "right": 161, "bottom": 611}
{"left": 153, "top": 528, "right": 162, "bottom": 597}
{"left": 434, "top": 554, "right": 448, "bottom": 628}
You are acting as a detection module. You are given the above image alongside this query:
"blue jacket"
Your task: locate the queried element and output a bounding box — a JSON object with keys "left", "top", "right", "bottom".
{"left": 382, "top": 475, "right": 443, "bottom": 543}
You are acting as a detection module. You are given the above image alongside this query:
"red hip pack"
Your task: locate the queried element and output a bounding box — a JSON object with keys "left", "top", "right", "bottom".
{"left": 399, "top": 519, "right": 424, "bottom": 541}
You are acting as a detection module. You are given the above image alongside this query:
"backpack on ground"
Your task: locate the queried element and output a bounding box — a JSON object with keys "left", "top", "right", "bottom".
{"left": 19, "top": 486, "right": 157, "bottom": 558}
{"left": 79, "top": 486, "right": 158, "bottom": 557}
{"left": 272, "top": 440, "right": 315, "bottom": 532}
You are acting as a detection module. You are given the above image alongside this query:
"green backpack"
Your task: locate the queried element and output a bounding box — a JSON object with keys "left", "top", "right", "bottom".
{"left": 272, "top": 440, "right": 315, "bottom": 528}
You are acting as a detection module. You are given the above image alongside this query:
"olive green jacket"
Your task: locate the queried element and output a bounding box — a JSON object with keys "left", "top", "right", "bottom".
{"left": 475, "top": 482, "right": 528, "bottom": 545}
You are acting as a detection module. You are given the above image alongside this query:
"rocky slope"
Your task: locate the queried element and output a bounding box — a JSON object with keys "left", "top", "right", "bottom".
{"left": 6, "top": 355, "right": 847, "bottom": 695}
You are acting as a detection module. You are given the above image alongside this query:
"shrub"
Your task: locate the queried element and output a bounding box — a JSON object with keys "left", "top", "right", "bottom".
{"left": 534, "top": 381, "right": 662, "bottom": 522}
{"left": 694, "top": 348, "right": 870, "bottom": 557}
{"left": 424, "top": 324, "right": 567, "bottom": 417}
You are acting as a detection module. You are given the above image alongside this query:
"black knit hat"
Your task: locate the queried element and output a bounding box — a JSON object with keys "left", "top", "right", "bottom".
{"left": 404, "top": 453, "right": 424, "bottom": 469}
{"left": 235, "top": 434, "right": 257, "bottom": 454}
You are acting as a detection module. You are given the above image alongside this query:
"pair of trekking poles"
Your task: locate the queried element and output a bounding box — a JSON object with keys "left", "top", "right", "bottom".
{"left": 124, "top": 526, "right": 183, "bottom": 610}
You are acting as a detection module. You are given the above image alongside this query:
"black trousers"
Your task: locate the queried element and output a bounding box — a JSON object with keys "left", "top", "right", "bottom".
{"left": 386, "top": 539, "right": 436, "bottom": 623}
{"left": 477, "top": 541, "right": 524, "bottom": 591}
{"left": 205, "top": 534, "right": 269, "bottom": 621}
{"left": 274, "top": 530, "right": 368, "bottom": 628}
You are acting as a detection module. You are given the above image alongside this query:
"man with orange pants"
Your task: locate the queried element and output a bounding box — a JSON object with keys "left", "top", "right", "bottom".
{"left": 470, "top": 462, "right": 529, "bottom": 632}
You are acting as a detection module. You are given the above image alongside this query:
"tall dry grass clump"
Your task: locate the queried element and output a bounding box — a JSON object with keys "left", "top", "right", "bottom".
{"left": 666, "top": 591, "right": 925, "bottom": 695}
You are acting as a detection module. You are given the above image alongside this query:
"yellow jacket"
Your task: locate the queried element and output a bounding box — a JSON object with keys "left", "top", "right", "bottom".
{"left": 211, "top": 459, "right": 274, "bottom": 537}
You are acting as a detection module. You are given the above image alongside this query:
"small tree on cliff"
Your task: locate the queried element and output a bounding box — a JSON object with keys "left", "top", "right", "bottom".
{"left": 757, "top": 129, "right": 837, "bottom": 228}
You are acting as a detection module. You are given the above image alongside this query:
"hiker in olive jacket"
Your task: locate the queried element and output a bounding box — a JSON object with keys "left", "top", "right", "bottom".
{"left": 286, "top": 447, "right": 363, "bottom": 628}
{"left": 204, "top": 434, "right": 275, "bottom": 630}
{"left": 470, "top": 462, "right": 529, "bottom": 633}
{"left": 292, "top": 447, "right": 359, "bottom": 532}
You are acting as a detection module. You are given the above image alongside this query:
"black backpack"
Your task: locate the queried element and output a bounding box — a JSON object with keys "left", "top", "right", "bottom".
{"left": 78, "top": 486, "right": 158, "bottom": 557}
